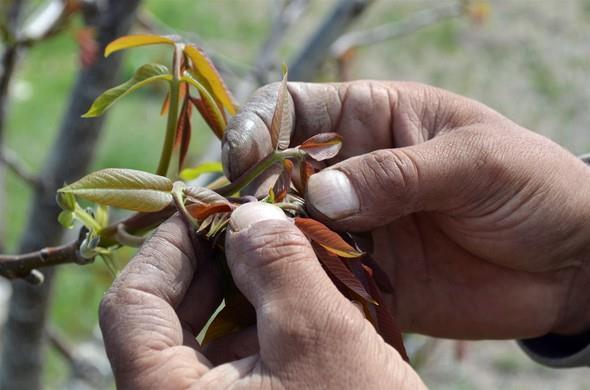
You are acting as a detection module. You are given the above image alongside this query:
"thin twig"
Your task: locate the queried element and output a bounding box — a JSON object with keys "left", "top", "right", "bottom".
{"left": 330, "top": 2, "right": 462, "bottom": 58}
{"left": 0, "top": 147, "right": 42, "bottom": 190}
{"left": 0, "top": 238, "right": 86, "bottom": 281}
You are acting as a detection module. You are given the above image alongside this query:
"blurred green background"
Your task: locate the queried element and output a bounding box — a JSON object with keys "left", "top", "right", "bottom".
{"left": 2, "top": 0, "right": 590, "bottom": 388}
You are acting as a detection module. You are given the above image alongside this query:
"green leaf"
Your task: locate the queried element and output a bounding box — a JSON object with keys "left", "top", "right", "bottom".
{"left": 179, "top": 161, "right": 223, "bottom": 181}
{"left": 182, "top": 71, "right": 226, "bottom": 139}
{"left": 56, "top": 191, "right": 76, "bottom": 211}
{"left": 104, "top": 34, "right": 177, "bottom": 57}
{"left": 270, "top": 66, "right": 292, "bottom": 150}
{"left": 58, "top": 210, "right": 74, "bottom": 229}
{"left": 82, "top": 64, "right": 172, "bottom": 117}
{"left": 183, "top": 44, "right": 238, "bottom": 115}
{"left": 59, "top": 168, "right": 174, "bottom": 212}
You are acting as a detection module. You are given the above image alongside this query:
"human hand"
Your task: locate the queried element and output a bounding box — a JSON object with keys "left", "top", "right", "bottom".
{"left": 99, "top": 209, "right": 425, "bottom": 389}
{"left": 222, "top": 81, "right": 590, "bottom": 339}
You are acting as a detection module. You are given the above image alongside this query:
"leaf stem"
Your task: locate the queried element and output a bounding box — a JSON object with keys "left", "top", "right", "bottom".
{"left": 215, "top": 149, "right": 305, "bottom": 196}
{"left": 156, "top": 80, "right": 180, "bottom": 176}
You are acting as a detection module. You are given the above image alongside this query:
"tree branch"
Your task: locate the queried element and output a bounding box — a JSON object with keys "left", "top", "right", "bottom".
{"left": 0, "top": 238, "right": 87, "bottom": 281}
{"left": 330, "top": 2, "right": 462, "bottom": 58}
{"left": 0, "top": 147, "right": 42, "bottom": 189}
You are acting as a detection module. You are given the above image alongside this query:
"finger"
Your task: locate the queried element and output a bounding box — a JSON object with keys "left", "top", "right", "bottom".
{"left": 305, "top": 125, "right": 519, "bottom": 232}
{"left": 225, "top": 202, "right": 373, "bottom": 368}
{"left": 203, "top": 326, "right": 259, "bottom": 365}
{"left": 99, "top": 216, "right": 213, "bottom": 388}
{"left": 222, "top": 81, "right": 506, "bottom": 180}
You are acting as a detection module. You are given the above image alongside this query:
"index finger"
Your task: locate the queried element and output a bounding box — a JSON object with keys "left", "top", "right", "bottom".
{"left": 99, "top": 217, "right": 218, "bottom": 388}
{"left": 222, "top": 80, "right": 507, "bottom": 180}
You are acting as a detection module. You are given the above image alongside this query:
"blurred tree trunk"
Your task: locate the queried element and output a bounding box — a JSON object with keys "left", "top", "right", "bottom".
{"left": 0, "top": 0, "right": 26, "bottom": 253}
{"left": 0, "top": 1, "right": 141, "bottom": 389}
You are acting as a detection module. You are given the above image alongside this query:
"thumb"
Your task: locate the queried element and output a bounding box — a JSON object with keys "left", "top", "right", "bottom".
{"left": 225, "top": 202, "right": 366, "bottom": 362}
{"left": 306, "top": 129, "right": 491, "bottom": 232}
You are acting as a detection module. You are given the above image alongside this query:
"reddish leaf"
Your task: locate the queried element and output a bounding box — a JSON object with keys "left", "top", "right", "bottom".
{"left": 272, "top": 159, "right": 294, "bottom": 202}
{"left": 270, "top": 68, "right": 292, "bottom": 150}
{"left": 174, "top": 95, "right": 193, "bottom": 170}
{"left": 362, "top": 264, "right": 409, "bottom": 362}
{"left": 187, "top": 203, "right": 232, "bottom": 221}
{"left": 299, "top": 132, "right": 343, "bottom": 161}
{"left": 294, "top": 217, "right": 363, "bottom": 258}
{"left": 183, "top": 44, "right": 238, "bottom": 115}
{"left": 312, "top": 243, "right": 376, "bottom": 304}
{"left": 363, "top": 254, "right": 394, "bottom": 294}
{"left": 299, "top": 159, "right": 315, "bottom": 193}
{"left": 160, "top": 92, "right": 170, "bottom": 116}
{"left": 190, "top": 96, "right": 225, "bottom": 140}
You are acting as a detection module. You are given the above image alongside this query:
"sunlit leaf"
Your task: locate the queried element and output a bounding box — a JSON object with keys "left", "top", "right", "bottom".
{"left": 187, "top": 202, "right": 232, "bottom": 221}
{"left": 312, "top": 243, "right": 376, "bottom": 304}
{"left": 59, "top": 168, "right": 174, "bottom": 212}
{"left": 294, "top": 217, "right": 363, "bottom": 258}
{"left": 180, "top": 161, "right": 223, "bottom": 181}
{"left": 182, "top": 71, "right": 226, "bottom": 139}
{"left": 299, "top": 132, "right": 343, "bottom": 161}
{"left": 58, "top": 210, "right": 74, "bottom": 229}
{"left": 270, "top": 67, "right": 292, "bottom": 150}
{"left": 104, "top": 34, "right": 177, "bottom": 57}
{"left": 362, "top": 264, "right": 409, "bottom": 362}
{"left": 183, "top": 185, "right": 228, "bottom": 205}
{"left": 82, "top": 64, "right": 171, "bottom": 117}
{"left": 272, "top": 159, "right": 293, "bottom": 202}
{"left": 175, "top": 95, "right": 193, "bottom": 171}
{"left": 183, "top": 44, "right": 238, "bottom": 115}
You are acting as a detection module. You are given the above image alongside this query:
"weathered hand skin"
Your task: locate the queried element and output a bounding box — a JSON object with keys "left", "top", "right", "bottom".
{"left": 223, "top": 81, "right": 590, "bottom": 338}
{"left": 99, "top": 210, "right": 425, "bottom": 389}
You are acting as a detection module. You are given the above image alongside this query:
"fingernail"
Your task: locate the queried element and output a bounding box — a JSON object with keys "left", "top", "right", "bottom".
{"left": 229, "top": 202, "right": 289, "bottom": 232}
{"left": 307, "top": 170, "right": 360, "bottom": 219}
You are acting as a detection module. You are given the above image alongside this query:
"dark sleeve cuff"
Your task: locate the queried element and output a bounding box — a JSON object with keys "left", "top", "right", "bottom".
{"left": 518, "top": 331, "right": 590, "bottom": 368}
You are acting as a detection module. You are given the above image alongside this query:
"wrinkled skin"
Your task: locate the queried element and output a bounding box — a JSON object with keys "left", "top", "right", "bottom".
{"left": 100, "top": 81, "right": 590, "bottom": 389}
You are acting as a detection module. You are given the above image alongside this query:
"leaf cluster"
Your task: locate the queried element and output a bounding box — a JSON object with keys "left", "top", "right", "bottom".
{"left": 54, "top": 34, "right": 408, "bottom": 361}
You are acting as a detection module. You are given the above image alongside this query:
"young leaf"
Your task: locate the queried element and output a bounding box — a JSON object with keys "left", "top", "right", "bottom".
{"left": 82, "top": 64, "right": 172, "bottom": 117}
{"left": 58, "top": 210, "right": 74, "bottom": 229}
{"left": 183, "top": 44, "right": 238, "bottom": 115}
{"left": 187, "top": 202, "right": 232, "bottom": 221}
{"left": 297, "top": 159, "right": 315, "bottom": 193}
{"left": 174, "top": 95, "right": 193, "bottom": 170}
{"left": 56, "top": 191, "right": 76, "bottom": 211}
{"left": 312, "top": 243, "right": 376, "bottom": 304}
{"left": 104, "top": 34, "right": 177, "bottom": 57}
{"left": 190, "top": 96, "right": 226, "bottom": 140}
{"left": 272, "top": 159, "right": 293, "bottom": 202}
{"left": 183, "top": 185, "right": 228, "bottom": 205}
{"left": 294, "top": 217, "right": 363, "bottom": 258}
{"left": 59, "top": 168, "right": 174, "bottom": 212}
{"left": 362, "top": 264, "right": 409, "bottom": 362}
{"left": 179, "top": 161, "right": 223, "bottom": 181}
{"left": 182, "top": 72, "right": 226, "bottom": 139}
{"left": 270, "top": 67, "right": 292, "bottom": 150}
{"left": 299, "top": 132, "right": 343, "bottom": 161}
{"left": 203, "top": 291, "right": 256, "bottom": 344}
